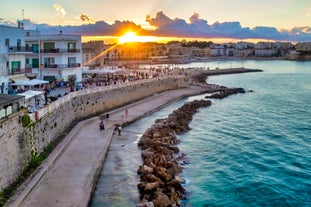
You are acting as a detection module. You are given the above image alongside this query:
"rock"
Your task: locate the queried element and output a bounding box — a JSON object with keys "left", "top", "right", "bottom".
{"left": 137, "top": 165, "right": 154, "bottom": 174}
{"left": 205, "top": 87, "right": 247, "bottom": 99}
{"left": 137, "top": 201, "right": 154, "bottom": 207}
{"left": 137, "top": 99, "right": 212, "bottom": 206}
{"left": 174, "top": 175, "right": 186, "bottom": 184}
{"left": 152, "top": 189, "right": 171, "bottom": 207}
{"left": 144, "top": 182, "right": 160, "bottom": 191}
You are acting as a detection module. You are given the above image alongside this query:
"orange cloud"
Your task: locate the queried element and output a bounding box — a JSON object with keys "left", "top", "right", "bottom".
{"left": 80, "top": 14, "right": 95, "bottom": 24}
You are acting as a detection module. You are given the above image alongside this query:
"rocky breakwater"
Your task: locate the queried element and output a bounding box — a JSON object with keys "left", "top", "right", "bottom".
{"left": 205, "top": 86, "right": 247, "bottom": 99}
{"left": 137, "top": 99, "right": 212, "bottom": 207}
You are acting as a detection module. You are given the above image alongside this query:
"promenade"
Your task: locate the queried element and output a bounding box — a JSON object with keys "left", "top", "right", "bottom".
{"left": 5, "top": 85, "right": 208, "bottom": 207}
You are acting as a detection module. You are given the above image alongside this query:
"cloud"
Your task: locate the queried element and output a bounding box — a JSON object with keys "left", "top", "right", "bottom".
{"left": 1, "top": 11, "right": 310, "bottom": 42}
{"left": 145, "top": 11, "right": 311, "bottom": 42}
{"left": 53, "top": 4, "right": 66, "bottom": 17}
{"left": 79, "top": 14, "right": 95, "bottom": 24}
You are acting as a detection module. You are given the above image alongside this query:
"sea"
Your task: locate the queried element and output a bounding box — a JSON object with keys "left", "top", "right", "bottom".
{"left": 90, "top": 60, "right": 311, "bottom": 207}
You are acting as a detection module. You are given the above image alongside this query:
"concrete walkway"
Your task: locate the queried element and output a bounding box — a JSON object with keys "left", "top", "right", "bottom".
{"left": 5, "top": 86, "right": 208, "bottom": 207}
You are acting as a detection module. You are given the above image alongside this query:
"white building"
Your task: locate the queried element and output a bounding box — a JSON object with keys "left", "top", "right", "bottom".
{"left": 25, "top": 31, "right": 83, "bottom": 86}
{"left": 0, "top": 25, "right": 32, "bottom": 94}
{"left": 210, "top": 43, "right": 235, "bottom": 57}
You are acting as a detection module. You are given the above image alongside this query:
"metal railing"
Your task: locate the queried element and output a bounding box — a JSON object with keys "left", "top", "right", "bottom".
{"left": 8, "top": 46, "right": 33, "bottom": 53}
{"left": 40, "top": 48, "right": 81, "bottom": 54}
{"left": 44, "top": 63, "right": 81, "bottom": 68}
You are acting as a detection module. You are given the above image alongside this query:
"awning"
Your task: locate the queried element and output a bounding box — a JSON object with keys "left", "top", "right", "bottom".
{"left": 10, "top": 79, "right": 49, "bottom": 86}
{"left": 18, "top": 90, "right": 44, "bottom": 100}
{"left": 0, "top": 94, "right": 24, "bottom": 108}
{"left": 9, "top": 74, "right": 29, "bottom": 83}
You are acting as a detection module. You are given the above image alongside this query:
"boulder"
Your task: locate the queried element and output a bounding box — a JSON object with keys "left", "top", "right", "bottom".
{"left": 137, "top": 99, "right": 213, "bottom": 206}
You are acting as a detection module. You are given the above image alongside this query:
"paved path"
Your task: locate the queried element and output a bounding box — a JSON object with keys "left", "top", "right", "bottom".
{"left": 5, "top": 86, "right": 208, "bottom": 207}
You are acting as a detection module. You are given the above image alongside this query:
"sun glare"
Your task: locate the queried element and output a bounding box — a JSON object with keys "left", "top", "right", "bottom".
{"left": 118, "top": 31, "right": 139, "bottom": 44}
{"left": 118, "top": 31, "right": 160, "bottom": 44}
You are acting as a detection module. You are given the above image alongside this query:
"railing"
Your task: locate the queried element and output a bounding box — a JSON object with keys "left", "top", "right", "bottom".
{"left": 44, "top": 63, "right": 81, "bottom": 68}
{"left": 9, "top": 68, "right": 26, "bottom": 75}
{"left": 41, "top": 48, "right": 81, "bottom": 54}
{"left": 8, "top": 46, "right": 33, "bottom": 53}
{"left": 29, "top": 75, "right": 186, "bottom": 121}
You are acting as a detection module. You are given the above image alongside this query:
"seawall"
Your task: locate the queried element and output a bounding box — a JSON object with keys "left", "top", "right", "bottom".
{"left": 0, "top": 76, "right": 188, "bottom": 191}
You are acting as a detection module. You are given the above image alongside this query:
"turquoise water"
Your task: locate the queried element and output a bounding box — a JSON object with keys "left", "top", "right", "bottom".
{"left": 91, "top": 60, "right": 311, "bottom": 207}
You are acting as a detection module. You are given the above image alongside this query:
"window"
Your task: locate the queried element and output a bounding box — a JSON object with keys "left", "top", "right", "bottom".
{"left": 32, "top": 59, "right": 39, "bottom": 68}
{"left": 68, "top": 57, "right": 76, "bottom": 67}
{"left": 17, "top": 39, "right": 21, "bottom": 48}
{"left": 43, "top": 42, "right": 55, "bottom": 52}
{"left": 32, "top": 44, "right": 39, "bottom": 53}
{"left": 44, "top": 57, "right": 55, "bottom": 67}
{"left": 5, "top": 39, "right": 10, "bottom": 47}
{"left": 11, "top": 61, "right": 21, "bottom": 72}
{"left": 68, "top": 42, "right": 76, "bottom": 52}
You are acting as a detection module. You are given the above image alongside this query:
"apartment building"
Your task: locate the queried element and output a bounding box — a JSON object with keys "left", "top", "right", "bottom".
{"left": 0, "top": 25, "right": 32, "bottom": 94}
{"left": 25, "top": 30, "right": 83, "bottom": 85}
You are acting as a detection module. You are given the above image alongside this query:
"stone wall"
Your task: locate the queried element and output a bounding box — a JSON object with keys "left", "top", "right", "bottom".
{"left": 0, "top": 76, "right": 188, "bottom": 190}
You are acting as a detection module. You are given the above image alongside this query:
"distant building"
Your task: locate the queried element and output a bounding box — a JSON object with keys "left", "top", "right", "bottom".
{"left": 235, "top": 42, "right": 255, "bottom": 57}
{"left": 292, "top": 42, "right": 311, "bottom": 59}
{"left": 254, "top": 42, "right": 294, "bottom": 57}
{"left": 210, "top": 43, "right": 235, "bottom": 57}
{"left": 167, "top": 43, "right": 193, "bottom": 62}
{"left": 295, "top": 42, "right": 311, "bottom": 53}
{"left": 82, "top": 40, "right": 106, "bottom": 68}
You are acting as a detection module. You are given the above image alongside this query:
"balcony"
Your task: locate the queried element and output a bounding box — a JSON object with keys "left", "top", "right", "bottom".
{"left": 8, "top": 67, "right": 33, "bottom": 75}
{"left": 8, "top": 46, "right": 33, "bottom": 53}
{"left": 41, "top": 48, "right": 81, "bottom": 54}
{"left": 44, "top": 63, "right": 81, "bottom": 69}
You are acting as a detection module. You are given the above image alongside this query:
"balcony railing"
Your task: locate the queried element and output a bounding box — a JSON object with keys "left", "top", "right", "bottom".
{"left": 8, "top": 67, "right": 33, "bottom": 75}
{"left": 8, "top": 46, "right": 33, "bottom": 53}
{"left": 41, "top": 48, "right": 81, "bottom": 53}
{"left": 44, "top": 63, "right": 81, "bottom": 68}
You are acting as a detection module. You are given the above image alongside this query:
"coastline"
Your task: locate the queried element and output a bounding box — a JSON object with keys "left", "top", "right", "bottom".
{"left": 104, "top": 56, "right": 305, "bottom": 67}
{"left": 5, "top": 86, "right": 210, "bottom": 207}
{"left": 5, "top": 68, "right": 262, "bottom": 207}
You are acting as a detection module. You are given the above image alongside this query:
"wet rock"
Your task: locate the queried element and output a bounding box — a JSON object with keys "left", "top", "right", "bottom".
{"left": 205, "top": 87, "right": 247, "bottom": 99}
{"left": 137, "top": 99, "right": 212, "bottom": 206}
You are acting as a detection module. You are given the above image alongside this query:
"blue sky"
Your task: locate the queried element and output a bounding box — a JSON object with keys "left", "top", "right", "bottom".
{"left": 1, "top": 0, "right": 311, "bottom": 42}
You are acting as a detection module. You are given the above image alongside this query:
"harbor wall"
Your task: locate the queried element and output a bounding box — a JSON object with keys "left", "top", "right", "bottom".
{"left": 0, "top": 76, "right": 188, "bottom": 190}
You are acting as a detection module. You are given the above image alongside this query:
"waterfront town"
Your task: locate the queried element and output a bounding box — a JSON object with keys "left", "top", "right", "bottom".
{"left": 0, "top": 23, "right": 310, "bottom": 206}
{"left": 1, "top": 23, "right": 311, "bottom": 100}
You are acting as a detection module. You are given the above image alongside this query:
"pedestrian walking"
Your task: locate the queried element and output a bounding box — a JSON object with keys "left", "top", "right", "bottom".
{"left": 99, "top": 120, "right": 105, "bottom": 130}
{"left": 125, "top": 109, "right": 128, "bottom": 117}
{"left": 117, "top": 124, "right": 122, "bottom": 136}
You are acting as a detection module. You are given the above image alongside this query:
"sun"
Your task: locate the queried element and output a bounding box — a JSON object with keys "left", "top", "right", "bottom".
{"left": 118, "top": 31, "right": 139, "bottom": 44}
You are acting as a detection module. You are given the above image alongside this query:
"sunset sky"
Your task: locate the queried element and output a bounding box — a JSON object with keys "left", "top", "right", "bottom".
{"left": 1, "top": 0, "right": 311, "bottom": 43}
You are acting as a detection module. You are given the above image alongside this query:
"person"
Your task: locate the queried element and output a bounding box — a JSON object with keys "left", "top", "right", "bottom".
{"left": 117, "top": 124, "right": 122, "bottom": 136}
{"left": 125, "top": 109, "right": 128, "bottom": 117}
{"left": 99, "top": 120, "right": 105, "bottom": 130}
